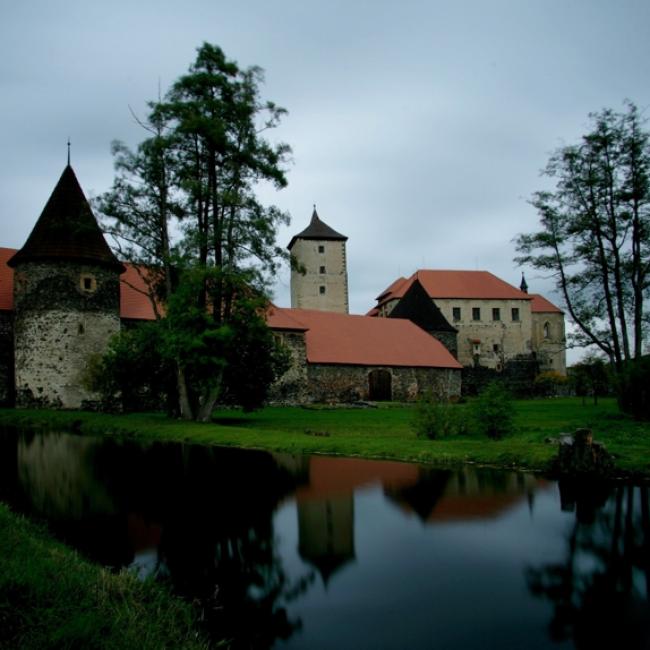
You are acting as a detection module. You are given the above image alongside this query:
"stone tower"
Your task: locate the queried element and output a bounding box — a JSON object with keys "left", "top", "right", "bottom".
{"left": 288, "top": 208, "right": 349, "bottom": 313}
{"left": 8, "top": 165, "right": 125, "bottom": 408}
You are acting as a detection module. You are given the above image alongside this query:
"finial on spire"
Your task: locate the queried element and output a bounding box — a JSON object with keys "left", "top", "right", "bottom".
{"left": 67, "top": 138, "right": 71, "bottom": 166}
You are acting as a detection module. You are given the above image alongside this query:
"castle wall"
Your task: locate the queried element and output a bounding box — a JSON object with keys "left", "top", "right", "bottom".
{"left": 306, "top": 365, "right": 461, "bottom": 403}
{"left": 0, "top": 311, "right": 14, "bottom": 406}
{"left": 531, "top": 312, "right": 566, "bottom": 375}
{"left": 13, "top": 261, "right": 121, "bottom": 409}
{"left": 290, "top": 239, "right": 349, "bottom": 313}
{"left": 268, "top": 330, "right": 310, "bottom": 404}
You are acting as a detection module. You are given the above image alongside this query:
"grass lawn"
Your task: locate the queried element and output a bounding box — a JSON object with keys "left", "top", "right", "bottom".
{"left": 1, "top": 397, "right": 649, "bottom": 476}
{"left": 0, "top": 502, "right": 209, "bottom": 649}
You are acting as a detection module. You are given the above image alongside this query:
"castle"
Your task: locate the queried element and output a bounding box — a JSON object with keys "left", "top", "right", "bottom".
{"left": 0, "top": 165, "right": 565, "bottom": 409}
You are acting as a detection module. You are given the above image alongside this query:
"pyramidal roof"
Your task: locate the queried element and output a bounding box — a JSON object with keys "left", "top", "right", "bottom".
{"left": 287, "top": 208, "right": 347, "bottom": 250}
{"left": 8, "top": 165, "right": 124, "bottom": 272}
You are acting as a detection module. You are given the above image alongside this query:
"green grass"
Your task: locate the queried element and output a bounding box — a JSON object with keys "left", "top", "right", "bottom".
{"left": 0, "top": 502, "right": 210, "bottom": 649}
{"left": 1, "top": 397, "right": 649, "bottom": 475}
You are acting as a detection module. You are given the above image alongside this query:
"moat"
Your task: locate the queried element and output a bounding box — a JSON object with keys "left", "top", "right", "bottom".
{"left": 1, "top": 428, "right": 648, "bottom": 649}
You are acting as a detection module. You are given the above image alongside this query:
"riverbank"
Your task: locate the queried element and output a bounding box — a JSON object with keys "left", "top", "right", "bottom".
{"left": 0, "top": 503, "right": 209, "bottom": 649}
{"left": 1, "top": 397, "right": 649, "bottom": 476}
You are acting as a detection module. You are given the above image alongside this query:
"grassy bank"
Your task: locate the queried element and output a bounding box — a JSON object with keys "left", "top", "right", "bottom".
{"left": 1, "top": 397, "right": 649, "bottom": 475}
{"left": 0, "top": 503, "right": 209, "bottom": 649}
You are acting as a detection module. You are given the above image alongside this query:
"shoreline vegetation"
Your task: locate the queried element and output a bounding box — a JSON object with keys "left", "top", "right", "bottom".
{"left": 0, "top": 502, "right": 209, "bottom": 649}
{"left": 1, "top": 397, "right": 649, "bottom": 477}
{"left": 1, "top": 397, "right": 648, "bottom": 647}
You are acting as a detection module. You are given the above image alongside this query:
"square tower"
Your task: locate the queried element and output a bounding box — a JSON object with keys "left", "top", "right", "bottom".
{"left": 288, "top": 208, "right": 349, "bottom": 313}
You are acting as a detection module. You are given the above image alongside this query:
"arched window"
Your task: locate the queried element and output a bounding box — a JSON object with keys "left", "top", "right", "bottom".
{"left": 543, "top": 321, "right": 551, "bottom": 339}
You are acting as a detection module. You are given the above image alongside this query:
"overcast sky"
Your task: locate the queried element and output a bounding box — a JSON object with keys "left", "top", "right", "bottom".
{"left": 2, "top": 1, "right": 649, "bottom": 363}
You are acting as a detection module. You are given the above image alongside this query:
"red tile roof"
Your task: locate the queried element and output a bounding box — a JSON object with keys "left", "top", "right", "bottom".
{"left": 269, "top": 307, "right": 462, "bottom": 369}
{"left": 530, "top": 293, "right": 563, "bottom": 313}
{"left": 266, "top": 304, "right": 308, "bottom": 331}
{"left": 0, "top": 248, "right": 14, "bottom": 311}
{"left": 1, "top": 247, "right": 157, "bottom": 320}
{"left": 378, "top": 270, "right": 531, "bottom": 304}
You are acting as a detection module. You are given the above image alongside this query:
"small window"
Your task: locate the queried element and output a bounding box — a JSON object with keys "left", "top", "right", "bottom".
{"left": 472, "top": 307, "right": 481, "bottom": 321}
{"left": 79, "top": 274, "right": 97, "bottom": 293}
{"left": 78, "top": 323, "right": 84, "bottom": 335}
{"left": 543, "top": 322, "right": 551, "bottom": 339}
{"left": 472, "top": 342, "right": 481, "bottom": 355}
{"left": 319, "top": 266, "right": 326, "bottom": 274}
{"left": 318, "top": 245, "right": 325, "bottom": 254}
{"left": 319, "top": 286, "right": 326, "bottom": 295}
{"left": 452, "top": 307, "right": 461, "bottom": 322}
{"left": 511, "top": 308, "right": 520, "bottom": 322}
{"left": 493, "top": 343, "right": 500, "bottom": 353}
{"left": 492, "top": 308, "right": 500, "bottom": 321}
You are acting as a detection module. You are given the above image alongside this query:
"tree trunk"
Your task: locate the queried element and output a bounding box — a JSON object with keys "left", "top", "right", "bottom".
{"left": 176, "top": 364, "right": 194, "bottom": 420}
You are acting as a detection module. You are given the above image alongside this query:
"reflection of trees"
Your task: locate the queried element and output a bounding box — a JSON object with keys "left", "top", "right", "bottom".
{"left": 527, "top": 480, "right": 650, "bottom": 649}
{"left": 8, "top": 431, "right": 313, "bottom": 650}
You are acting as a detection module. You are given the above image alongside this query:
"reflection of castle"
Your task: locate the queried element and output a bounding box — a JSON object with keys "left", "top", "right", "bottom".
{"left": 286, "top": 456, "right": 546, "bottom": 586}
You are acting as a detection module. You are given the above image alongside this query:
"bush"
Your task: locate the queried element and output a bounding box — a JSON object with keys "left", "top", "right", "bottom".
{"left": 471, "top": 382, "right": 514, "bottom": 439}
{"left": 414, "top": 394, "right": 468, "bottom": 440}
{"left": 533, "top": 371, "right": 569, "bottom": 397}
{"left": 617, "top": 356, "right": 650, "bottom": 420}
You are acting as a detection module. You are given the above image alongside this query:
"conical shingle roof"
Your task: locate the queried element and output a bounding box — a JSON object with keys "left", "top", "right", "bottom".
{"left": 8, "top": 165, "right": 124, "bottom": 272}
{"left": 287, "top": 208, "right": 347, "bottom": 250}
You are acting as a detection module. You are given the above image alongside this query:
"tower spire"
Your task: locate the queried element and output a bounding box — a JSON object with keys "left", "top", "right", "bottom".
{"left": 520, "top": 272, "right": 528, "bottom": 294}
{"left": 67, "top": 138, "right": 71, "bottom": 166}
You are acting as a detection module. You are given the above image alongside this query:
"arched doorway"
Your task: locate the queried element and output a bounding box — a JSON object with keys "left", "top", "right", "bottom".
{"left": 368, "top": 369, "right": 392, "bottom": 401}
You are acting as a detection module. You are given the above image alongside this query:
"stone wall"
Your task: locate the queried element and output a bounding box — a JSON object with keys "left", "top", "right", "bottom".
{"left": 290, "top": 239, "right": 349, "bottom": 313}
{"left": 268, "top": 330, "right": 309, "bottom": 404}
{"left": 461, "top": 354, "right": 539, "bottom": 397}
{"left": 0, "top": 311, "right": 14, "bottom": 406}
{"left": 531, "top": 311, "right": 566, "bottom": 375}
{"left": 306, "top": 365, "right": 461, "bottom": 403}
{"left": 13, "top": 261, "right": 121, "bottom": 409}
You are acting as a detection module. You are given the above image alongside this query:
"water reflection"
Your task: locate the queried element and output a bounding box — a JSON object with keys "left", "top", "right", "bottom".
{"left": 1, "top": 427, "right": 648, "bottom": 649}
{"left": 527, "top": 479, "right": 650, "bottom": 648}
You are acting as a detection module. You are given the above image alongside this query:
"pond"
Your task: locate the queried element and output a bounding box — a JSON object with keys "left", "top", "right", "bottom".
{"left": 0, "top": 428, "right": 649, "bottom": 649}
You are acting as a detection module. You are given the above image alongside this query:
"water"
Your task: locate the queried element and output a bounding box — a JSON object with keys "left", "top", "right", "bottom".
{"left": 1, "top": 428, "right": 649, "bottom": 649}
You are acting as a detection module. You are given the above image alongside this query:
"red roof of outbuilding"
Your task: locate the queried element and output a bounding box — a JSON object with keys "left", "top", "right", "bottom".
{"left": 376, "top": 270, "right": 531, "bottom": 304}
{"left": 268, "top": 307, "right": 462, "bottom": 369}
{"left": 530, "top": 293, "right": 563, "bottom": 313}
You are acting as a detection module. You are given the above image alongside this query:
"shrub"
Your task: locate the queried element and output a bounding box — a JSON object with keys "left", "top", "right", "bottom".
{"left": 471, "top": 382, "right": 514, "bottom": 439}
{"left": 414, "top": 394, "right": 468, "bottom": 440}
{"left": 533, "top": 370, "right": 569, "bottom": 397}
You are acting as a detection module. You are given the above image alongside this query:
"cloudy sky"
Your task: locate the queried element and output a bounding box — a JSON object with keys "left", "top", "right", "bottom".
{"left": 2, "top": 1, "right": 649, "bottom": 362}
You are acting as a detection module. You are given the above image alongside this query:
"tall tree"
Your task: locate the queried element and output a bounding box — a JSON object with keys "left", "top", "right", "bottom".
{"left": 98, "top": 43, "right": 291, "bottom": 420}
{"left": 516, "top": 102, "right": 650, "bottom": 371}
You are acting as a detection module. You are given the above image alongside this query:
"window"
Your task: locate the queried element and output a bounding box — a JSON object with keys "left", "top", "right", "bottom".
{"left": 511, "top": 308, "right": 520, "bottom": 322}
{"left": 493, "top": 343, "right": 500, "bottom": 353}
{"left": 472, "top": 307, "right": 481, "bottom": 321}
{"left": 543, "top": 322, "right": 551, "bottom": 339}
{"left": 319, "top": 266, "right": 326, "bottom": 274}
{"left": 452, "top": 307, "right": 461, "bottom": 321}
{"left": 472, "top": 341, "right": 481, "bottom": 355}
{"left": 79, "top": 274, "right": 96, "bottom": 293}
{"left": 492, "top": 308, "right": 500, "bottom": 321}
{"left": 319, "top": 286, "right": 326, "bottom": 294}
{"left": 318, "top": 245, "right": 325, "bottom": 254}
